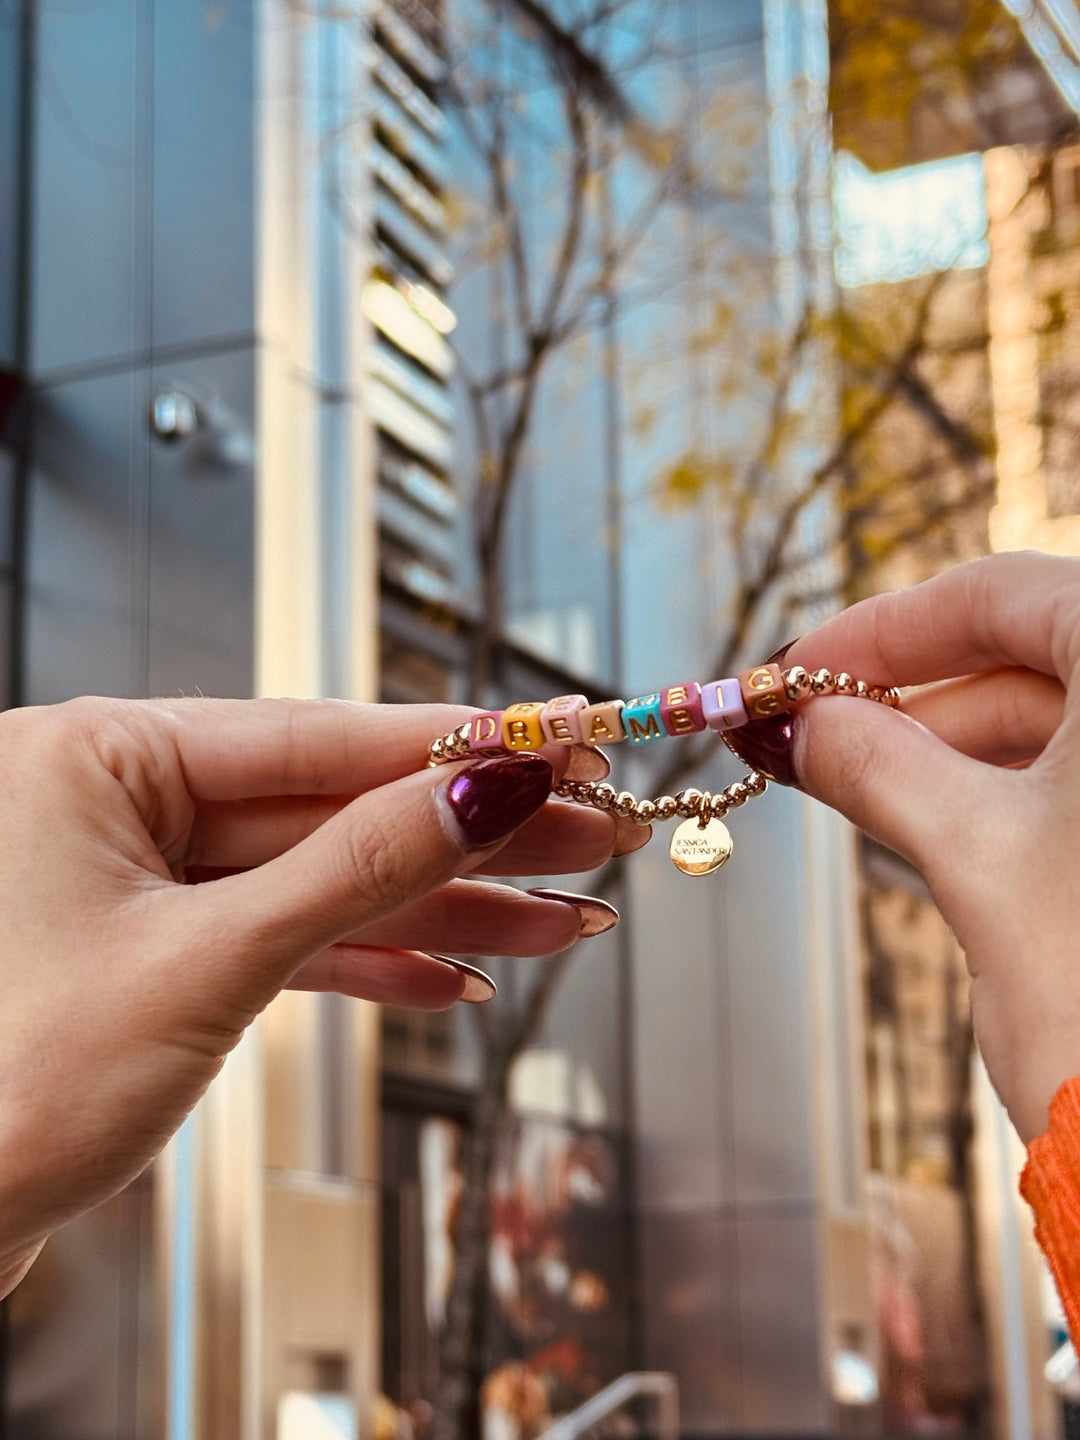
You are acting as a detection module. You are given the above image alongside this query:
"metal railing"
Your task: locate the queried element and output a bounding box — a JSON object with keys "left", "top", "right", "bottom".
{"left": 539, "top": 1371, "right": 679, "bottom": 1440}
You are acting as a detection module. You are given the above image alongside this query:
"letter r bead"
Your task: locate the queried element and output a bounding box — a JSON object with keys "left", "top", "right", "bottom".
{"left": 502, "top": 702, "right": 546, "bottom": 750}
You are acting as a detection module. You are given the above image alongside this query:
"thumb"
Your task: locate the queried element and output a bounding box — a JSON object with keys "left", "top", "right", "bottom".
{"left": 793, "top": 699, "right": 985, "bottom": 872}
{"left": 180, "top": 753, "right": 553, "bottom": 1001}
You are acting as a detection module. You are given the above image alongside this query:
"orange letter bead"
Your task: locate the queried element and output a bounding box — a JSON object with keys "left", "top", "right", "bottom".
{"left": 541, "top": 694, "right": 588, "bottom": 745}
{"left": 738, "top": 663, "right": 790, "bottom": 720}
{"left": 502, "top": 701, "right": 546, "bottom": 750}
{"left": 579, "top": 700, "right": 626, "bottom": 746}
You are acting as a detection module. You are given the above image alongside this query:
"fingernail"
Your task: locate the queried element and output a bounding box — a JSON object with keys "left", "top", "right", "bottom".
{"left": 527, "top": 888, "right": 620, "bottom": 937}
{"left": 719, "top": 711, "right": 800, "bottom": 787}
{"left": 718, "top": 641, "right": 802, "bottom": 787}
{"left": 561, "top": 745, "right": 611, "bottom": 783}
{"left": 431, "top": 956, "right": 497, "bottom": 1003}
{"left": 442, "top": 753, "right": 553, "bottom": 849}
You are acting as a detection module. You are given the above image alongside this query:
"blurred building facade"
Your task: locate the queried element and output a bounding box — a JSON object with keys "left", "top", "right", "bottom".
{"left": 3, "top": 1, "right": 1079, "bottom": 1438}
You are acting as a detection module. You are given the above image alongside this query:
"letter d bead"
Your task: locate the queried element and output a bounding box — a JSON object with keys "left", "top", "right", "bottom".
{"left": 469, "top": 710, "right": 506, "bottom": 753}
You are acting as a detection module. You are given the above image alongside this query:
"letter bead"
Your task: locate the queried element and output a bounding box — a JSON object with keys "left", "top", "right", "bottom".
{"left": 502, "top": 701, "right": 547, "bottom": 750}
{"left": 661, "top": 682, "right": 706, "bottom": 735}
{"left": 579, "top": 700, "right": 626, "bottom": 746}
{"left": 738, "top": 664, "right": 789, "bottom": 720}
{"left": 701, "top": 679, "right": 748, "bottom": 732}
{"left": 623, "top": 693, "right": 664, "bottom": 744}
{"left": 468, "top": 710, "right": 506, "bottom": 753}
{"left": 540, "top": 693, "right": 589, "bottom": 745}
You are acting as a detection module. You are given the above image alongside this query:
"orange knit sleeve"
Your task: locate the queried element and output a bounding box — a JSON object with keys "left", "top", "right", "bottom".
{"left": 1020, "top": 1075, "right": 1080, "bottom": 1347}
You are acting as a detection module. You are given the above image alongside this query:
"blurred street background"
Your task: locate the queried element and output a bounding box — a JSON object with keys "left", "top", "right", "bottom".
{"left": 3, "top": 0, "right": 1080, "bottom": 1436}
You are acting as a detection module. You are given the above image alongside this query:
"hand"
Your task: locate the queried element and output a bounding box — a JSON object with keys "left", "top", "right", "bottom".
{"left": 0, "top": 696, "right": 639, "bottom": 1294}
{"left": 785, "top": 552, "right": 1079, "bottom": 1143}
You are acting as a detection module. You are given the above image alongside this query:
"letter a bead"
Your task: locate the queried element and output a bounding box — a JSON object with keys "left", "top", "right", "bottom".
{"left": 541, "top": 694, "right": 588, "bottom": 745}
{"left": 469, "top": 711, "right": 506, "bottom": 753}
{"left": 661, "top": 683, "right": 705, "bottom": 735}
{"left": 738, "top": 664, "right": 789, "bottom": 720}
{"left": 623, "top": 693, "right": 664, "bottom": 744}
{"left": 701, "top": 679, "right": 748, "bottom": 732}
{"left": 579, "top": 700, "right": 626, "bottom": 746}
{"left": 502, "top": 702, "right": 546, "bottom": 750}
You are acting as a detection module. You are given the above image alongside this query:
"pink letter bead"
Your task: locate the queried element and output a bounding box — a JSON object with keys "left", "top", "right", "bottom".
{"left": 468, "top": 711, "right": 505, "bottom": 753}
{"left": 702, "top": 678, "right": 748, "bottom": 732}
{"left": 541, "top": 693, "right": 589, "bottom": 745}
{"left": 661, "top": 682, "right": 705, "bottom": 735}
{"left": 578, "top": 700, "right": 626, "bottom": 746}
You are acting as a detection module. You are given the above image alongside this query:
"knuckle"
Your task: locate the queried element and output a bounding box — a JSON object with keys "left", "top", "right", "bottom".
{"left": 340, "top": 813, "right": 415, "bottom": 918}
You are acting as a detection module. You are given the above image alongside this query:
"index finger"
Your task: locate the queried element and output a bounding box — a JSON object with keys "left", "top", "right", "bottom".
{"left": 788, "top": 552, "right": 1080, "bottom": 689}
{"left": 148, "top": 697, "right": 475, "bottom": 799}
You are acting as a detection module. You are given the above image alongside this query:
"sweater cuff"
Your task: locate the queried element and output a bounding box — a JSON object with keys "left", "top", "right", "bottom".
{"left": 1021, "top": 1075, "right": 1080, "bottom": 1349}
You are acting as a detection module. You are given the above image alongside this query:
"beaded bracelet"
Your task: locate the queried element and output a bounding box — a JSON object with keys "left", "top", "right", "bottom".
{"left": 428, "top": 664, "right": 901, "bottom": 876}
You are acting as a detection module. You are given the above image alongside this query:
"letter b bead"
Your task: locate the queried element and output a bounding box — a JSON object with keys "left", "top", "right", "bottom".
{"left": 661, "top": 683, "right": 705, "bottom": 735}
{"left": 738, "top": 664, "right": 789, "bottom": 720}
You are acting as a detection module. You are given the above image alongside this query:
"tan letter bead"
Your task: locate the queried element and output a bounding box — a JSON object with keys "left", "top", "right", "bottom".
{"left": 579, "top": 700, "right": 626, "bottom": 746}
{"left": 738, "top": 663, "right": 789, "bottom": 719}
{"left": 540, "top": 693, "right": 588, "bottom": 745}
{"left": 502, "top": 702, "right": 546, "bottom": 750}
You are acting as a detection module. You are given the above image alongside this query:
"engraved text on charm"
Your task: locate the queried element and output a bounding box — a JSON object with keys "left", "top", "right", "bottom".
{"left": 669, "top": 817, "right": 733, "bottom": 876}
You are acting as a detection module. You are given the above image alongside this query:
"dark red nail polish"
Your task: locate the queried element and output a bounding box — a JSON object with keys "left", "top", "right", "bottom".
{"left": 443, "top": 753, "right": 553, "bottom": 848}
{"left": 720, "top": 711, "right": 799, "bottom": 787}
{"left": 527, "top": 888, "right": 620, "bottom": 937}
{"left": 719, "top": 641, "right": 802, "bottom": 786}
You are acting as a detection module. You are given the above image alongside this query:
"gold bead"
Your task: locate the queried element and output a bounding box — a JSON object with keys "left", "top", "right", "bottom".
{"left": 783, "top": 665, "right": 812, "bottom": 701}
{"left": 430, "top": 737, "right": 447, "bottom": 762}
{"left": 592, "top": 782, "right": 616, "bottom": 809}
{"left": 834, "top": 671, "right": 856, "bottom": 696}
{"left": 885, "top": 687, "right": 902, "bottom": 708}
{"left": 744, "top": 771, "right": 767, "bottom": 796}
{"left": 725, "top": 780, "right": 750, "bottom": 807}
{"left": 854, "top": 679, "right": 870, "bottom": 700}
{"left": 707, "top": 792, "right": 730, "bottom": 820}
{"left": 653, "top": 795, "right": 678, "bottom": 821}
{"left": 674, "top": 787, "right": 705, "bottom": 818}
{"left": 868, "top": 686, "right": 884, "bottom": 703}
{"left": 613, "top": 790, "right": 638, "bottom": 818}
{"left": 635, "top": 799, "right": 657, "bottom": 825}
{"left": 554, "top": 781, "right": 574, "bottom": 798}
{"left": 810, "top": 668, "right": 834, "bottom": 695}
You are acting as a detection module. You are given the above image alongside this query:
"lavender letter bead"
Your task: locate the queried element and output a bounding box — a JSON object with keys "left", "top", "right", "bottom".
{"left": 702, "top": 678, "right": 748, "bottom": 732}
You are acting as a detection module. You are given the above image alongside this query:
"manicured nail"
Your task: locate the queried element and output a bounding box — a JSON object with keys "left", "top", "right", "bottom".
{"left": 527, "top": 888, "right": 620, "bottom": 937}
{"left": 561, "top": 745, "right": 611, "bottom": 783}
{"left": 442, "top": 753, "right": 553, "bottom": 849}
{"left": 718, "top": 642, "right": 801, "bottom": 787}
{"left": 431, "top": 956, "right": 497, "bottom": 1003}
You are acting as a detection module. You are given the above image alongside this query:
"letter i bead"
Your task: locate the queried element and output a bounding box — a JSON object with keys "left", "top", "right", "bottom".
{"left": 469, "top": 711, "right": 506, "bottom": 753}
{"left": 701, "top": 679, "right": 748, "bottom": 732}
{"left": 661, "top": 683, "right": 706, "bottom": 735}
{"left": 579, "top": 700, "right": 626, "bottom": 746}
{"left": 540, "top": 694, "right": 589, "bottom": 745}
{"left": 502, "top": 701, "right": 547, "bottom": 750}
{"left": 738, "top": 663, "right": 789, "bottom": 720}
{"left": 623, "top": 693, "right": 664, "bottom": 744}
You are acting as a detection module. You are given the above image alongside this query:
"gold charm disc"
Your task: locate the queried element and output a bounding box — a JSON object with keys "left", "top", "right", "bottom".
{"left": 669, "top": 817, "right": 733, "bottom": 876}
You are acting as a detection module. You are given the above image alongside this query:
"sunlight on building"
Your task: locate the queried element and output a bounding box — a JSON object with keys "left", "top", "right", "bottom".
{"left": 833, "top": 151, "right": 989, "bottom": 288}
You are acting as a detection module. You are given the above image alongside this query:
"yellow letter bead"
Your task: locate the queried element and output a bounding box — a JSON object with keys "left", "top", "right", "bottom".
{"left": 501, "top": 702, "right": 546, "bottom": 750}
{"left": 623, "top": 693, "right": 664, "bottom": 744}
{"left": 738, "top": 663, "right": 789, "bottom": 720}
{"left": 578, "top": 700, "right": 626, "bottom": 746}
{"left": 540, "top": 694, "right": 589, "bottom": 745}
